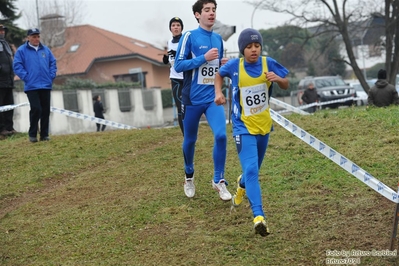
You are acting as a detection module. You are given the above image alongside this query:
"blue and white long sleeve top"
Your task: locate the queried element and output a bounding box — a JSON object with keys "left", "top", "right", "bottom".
{"left": 174, "top": 26, "right": 224, "bottom": 105}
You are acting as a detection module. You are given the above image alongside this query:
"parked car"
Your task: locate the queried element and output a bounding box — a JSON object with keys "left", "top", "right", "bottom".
{"left": 349, "top": 80, "right": 375, "bottom": 106}
{"left": 395, "top": 74, "right": 399, "bottom": 94}
{"left": 352, "top": 83, "right": 368, "bottom": 106}
{"left": 298, "top": 76, "right": 356, "bottom": 109}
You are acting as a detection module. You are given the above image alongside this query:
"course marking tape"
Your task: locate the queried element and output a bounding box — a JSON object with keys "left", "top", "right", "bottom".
{"left": 275, "top": 96, "right": 366, "bottom": 114}
{"left": 50, "top": 107, "right": 139, "bottom": 130}
{"left": 297, "top": 96, "right": 364, "bottom": 110}
{"left": 0, "top": 102, "right": 30, "bottom": 112}
{"left": 0, "top": 103, "right": 140, "bottom": 129}
{"left": 270, "top": 97, "right": 309, "bottom": 115}
{"left": 270, "top": 109, "right": 399, "bottom": 203}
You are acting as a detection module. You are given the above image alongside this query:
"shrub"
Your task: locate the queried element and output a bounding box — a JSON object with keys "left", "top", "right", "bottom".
{"left": 161, "top": 89, "right": 173, "bottom": 108}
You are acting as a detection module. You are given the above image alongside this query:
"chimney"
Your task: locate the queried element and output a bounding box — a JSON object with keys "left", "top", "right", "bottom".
{"left": 40, "top": 13, "right": 66, "bottom": 48}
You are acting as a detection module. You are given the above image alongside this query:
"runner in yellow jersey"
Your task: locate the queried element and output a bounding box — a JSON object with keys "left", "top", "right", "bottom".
{"left": 214, "top": 28, "right": 289, "bottom": 236}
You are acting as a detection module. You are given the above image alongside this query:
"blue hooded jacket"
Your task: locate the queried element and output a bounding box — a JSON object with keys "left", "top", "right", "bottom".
{"left": 13, "top": 41, "right": 57, "bottom": 92}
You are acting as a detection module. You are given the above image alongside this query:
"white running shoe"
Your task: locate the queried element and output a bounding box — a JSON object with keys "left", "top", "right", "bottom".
{"left": 184, "top": 177, "right": 195, "bottom": 198}
{"left": 212, "top": 179, "right": 232, "bottom": 201}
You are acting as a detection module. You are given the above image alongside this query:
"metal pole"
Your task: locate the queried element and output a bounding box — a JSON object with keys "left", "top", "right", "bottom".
{"left": 360, "top": 25, "right": 369, "bottom": 80}
{"left": 360, "top": 36, "right": 367, "bottom": 79}
{"left": 390, "top": 183, "right": 399, "bottom": 251}
{"left": 36, "top": 0, "right": 40, "bottom": 28}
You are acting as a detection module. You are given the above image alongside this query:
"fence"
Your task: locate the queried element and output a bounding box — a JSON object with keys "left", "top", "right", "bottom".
{"left": 9, "top": 88, "right": 163, "bottom": 135}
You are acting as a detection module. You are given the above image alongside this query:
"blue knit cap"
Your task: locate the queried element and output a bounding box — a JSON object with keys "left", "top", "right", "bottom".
{"left": 238, "top": 28, "right": 263, "bottom": 55}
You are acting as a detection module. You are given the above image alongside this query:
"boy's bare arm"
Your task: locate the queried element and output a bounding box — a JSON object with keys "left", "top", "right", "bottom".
{"left": 214, "top": 73, "right": 226, "bottom": 105}
{"left": 265, "top": 72, "right": 289, "bottom": 90}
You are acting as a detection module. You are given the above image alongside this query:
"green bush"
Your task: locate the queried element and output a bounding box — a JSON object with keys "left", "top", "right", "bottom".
{"left": 161, "top": 89, "right": 173, "bottom": 108}
{"left": 62, "top": 78, "right": 141, "bottom": 90}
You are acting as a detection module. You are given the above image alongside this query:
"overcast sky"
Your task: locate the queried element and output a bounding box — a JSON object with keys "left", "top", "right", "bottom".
{"left": 15, "top": 0, "right": 292, "bottom": 53}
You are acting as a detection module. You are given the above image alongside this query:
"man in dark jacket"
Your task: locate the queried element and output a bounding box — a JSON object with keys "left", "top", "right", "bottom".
{"left": 93, "top": 95, "right": 106, "bottom": 132}
{"left": 0, "top": 24, "right": 16, "bottom": 137}
{"left": 368, "top": 69, "right": 399, "bottom": 107}
{"left": 301, "top": 82, "right": 319, "bottom": 113}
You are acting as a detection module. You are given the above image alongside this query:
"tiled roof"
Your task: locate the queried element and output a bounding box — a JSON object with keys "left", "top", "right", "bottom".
{"left": 51, "top": 24, "right": 165, "bottom": 76}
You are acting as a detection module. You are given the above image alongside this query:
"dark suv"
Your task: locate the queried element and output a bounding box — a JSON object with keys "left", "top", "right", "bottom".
{"left": 298, "top": 76, "right": 355, "bottom": 109}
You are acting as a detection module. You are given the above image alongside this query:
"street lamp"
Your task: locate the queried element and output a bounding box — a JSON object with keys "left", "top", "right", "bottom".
{"left": 251, "top": 1, "right": 263, "bottom": 28}
{"left": 360, "top": 29, "right": 368, "bottom": 79}
{"left": 36, "top": 0, "right": 40, "bottom": 28}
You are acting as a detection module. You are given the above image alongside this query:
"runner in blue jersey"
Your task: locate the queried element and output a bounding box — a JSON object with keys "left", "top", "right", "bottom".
{"left": 214, "top": 28, "right": 289, "bottom": 236}
{"left": 174, "top": 0, "right": 231, "bottom": 201}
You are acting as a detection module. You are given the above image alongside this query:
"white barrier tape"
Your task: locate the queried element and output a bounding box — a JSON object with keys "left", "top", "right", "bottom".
{"left": 298, "top": 96, "right": 364, "bottom": 110}
{"left": 50, "top": 107, "right": 139, "bottom": 130}
{"left": 270, "top": 109, "right": 399, "bottom": 203}
{"left": 355, "top": 96, "right": 368, "bottom": 100}
{"left": 277, "top": 96, "right": 366, "bottom": 114}
{"left": 270, "top": 97, "right": 309, "bottom": 115}
{"left": 0, "top": 102, "right": 30, "bottom": 112}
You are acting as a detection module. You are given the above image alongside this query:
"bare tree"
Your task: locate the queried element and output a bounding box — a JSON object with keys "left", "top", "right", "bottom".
{"left": 19, "top": 0, "right": 85, "bottom": 28}
{"left": 18, "top": 0, "right": 86, "bottom": 47}
{"left": 246, "top": 0, "right": 388, "bottom": 93}
{"left": 384, "top": 0, "right": 399, "bottom": 86}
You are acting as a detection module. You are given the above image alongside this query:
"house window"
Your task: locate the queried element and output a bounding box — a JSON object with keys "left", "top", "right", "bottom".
{"left": 69, "top": 44, "right": 80, "bottom": 52}
{"left": 133, "top": 41, "right": 146, "bottom": 48}
{"left": 114, "top": 72, "right": 147, "bottom": 88}
{"left": 142, "top": 89, "right": 155, "bottom": 111}
{"left": 118, "top": 88, "right": 133, "bottom": 112}
{"left": 62, "top": 90, "right": 79, "bottom": 112}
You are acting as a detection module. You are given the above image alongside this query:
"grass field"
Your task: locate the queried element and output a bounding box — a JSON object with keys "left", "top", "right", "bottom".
{"left": 1, "top": 106, "right": 399, "bottom": 265}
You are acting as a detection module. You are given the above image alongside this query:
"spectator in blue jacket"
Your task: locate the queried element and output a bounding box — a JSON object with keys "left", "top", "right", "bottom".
{"left": 13, "top": 28, "right": 57, "bottom": 142}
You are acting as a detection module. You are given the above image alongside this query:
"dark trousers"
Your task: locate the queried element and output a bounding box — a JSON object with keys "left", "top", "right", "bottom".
{"left": 0, "top": 88, "right": 15, "bottom": 131}
{"left": 96, "top": 123, "right": 106, "bottom": 132}
{"left": 171, "top": 78, "right": 184, "bottom": 135}
{"left": 306, "top": 106, "right": 317, "bottom": 113}
{"left": 26, "top": 89, "right": 51, "bottom": 138}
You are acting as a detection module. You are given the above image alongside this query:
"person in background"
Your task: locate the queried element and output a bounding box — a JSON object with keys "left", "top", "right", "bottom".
{"left": 214, "top": 28, "right": 289, "bottom": 237}
{"left": 13, "top": 28, "right": 57, "bottom": 143}
{"left": 93, "top": 95, "right": 106, "bottom": 132}
{"left": 368, "top": 69, "right": 399, "bottom": 107}
{"left": 163, "top": 17, "right": 184, "bottom": 135}
{"left": 0, "top": 24, "right": 17, "bottom": 138}
{"left": 174, "top": 0, "right": 231, "bottom": 201}
{"left": 301, "top": 82, "right": 319, "bottom": 113}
